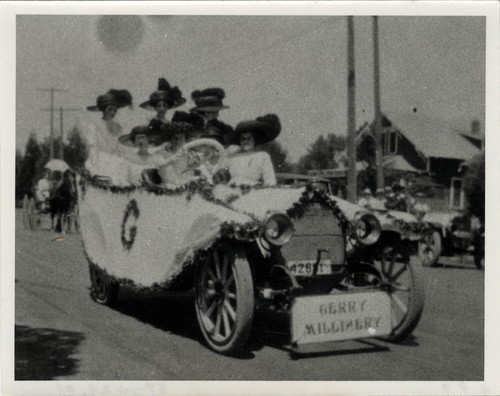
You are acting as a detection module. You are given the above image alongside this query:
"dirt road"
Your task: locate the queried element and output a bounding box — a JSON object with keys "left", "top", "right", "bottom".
{"left": 14, "top": 210, "right": 483, "bottom": 380}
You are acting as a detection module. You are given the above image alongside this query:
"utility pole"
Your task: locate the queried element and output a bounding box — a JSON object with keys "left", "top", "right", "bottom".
{"left": 40, "top": 105, "right": 80, "bottom": 159}
{"left": 59, "top": 106, "right": 80, "bottom": 158}
{"left": 373, "top": 16, "right": 385, "bottom": 190}
{"left": 37, "top": 87, "right": 69, "bottom": 159}
{"left": 346, "top": 16, "right": 357, "bottom": 202}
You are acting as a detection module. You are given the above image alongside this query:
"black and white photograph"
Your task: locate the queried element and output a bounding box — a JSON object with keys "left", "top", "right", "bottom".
{"left": 1, "top": 1, "right": 499, "bottom": 395}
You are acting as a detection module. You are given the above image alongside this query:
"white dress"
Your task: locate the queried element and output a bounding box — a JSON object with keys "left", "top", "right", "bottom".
{"left": 35, "top": 178, "right": 51, "bottom": 202}
{"left": 77, "top": 118, "right": 130, "bottom": 185}
{"left": 123, "top": 150, "right": 165, "bottom": 186}
{"left": 227, "top": 150, "right": 276, "bottom": 186}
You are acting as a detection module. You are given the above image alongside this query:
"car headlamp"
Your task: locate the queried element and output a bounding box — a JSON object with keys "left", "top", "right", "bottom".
{"left": 353, "top": 213, "right": 381, "bottom": 245}
{"left": 263, "top": 212, "right": 294, "bottom": 246}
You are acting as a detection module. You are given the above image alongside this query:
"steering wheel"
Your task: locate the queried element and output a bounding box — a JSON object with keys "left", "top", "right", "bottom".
{"left": 163, "top": 138, "right": 226, "bottom": 183}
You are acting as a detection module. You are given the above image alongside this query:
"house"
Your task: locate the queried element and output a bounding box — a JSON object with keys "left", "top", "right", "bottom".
{"left": 356, "top": 112, "right": 481, "bottom": 187}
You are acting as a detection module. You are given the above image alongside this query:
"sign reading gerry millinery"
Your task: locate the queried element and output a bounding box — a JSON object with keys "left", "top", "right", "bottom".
{"left": 121, "top": 199, "right": 140, "bottom": 250}
{"left": 291, "top": 292, "right": 392, "bottom": 345}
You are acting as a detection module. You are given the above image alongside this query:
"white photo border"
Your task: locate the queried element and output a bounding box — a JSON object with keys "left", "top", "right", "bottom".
{"left": 1, "top": 1, "right": 499, "bottom": 395}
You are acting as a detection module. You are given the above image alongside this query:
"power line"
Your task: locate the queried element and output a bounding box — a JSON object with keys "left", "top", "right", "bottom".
{"left": 36, "top": 87, "right": 70, "bottom": 159}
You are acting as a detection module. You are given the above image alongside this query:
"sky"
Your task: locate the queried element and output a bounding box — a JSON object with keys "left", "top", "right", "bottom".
{"left": 15, "top": 14, "right": 486, "bottom": 162}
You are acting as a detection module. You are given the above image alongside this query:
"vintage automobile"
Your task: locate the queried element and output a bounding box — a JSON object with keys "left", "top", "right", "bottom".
{"left": 375, "top": 208, "right": 442, "bottom": 268}
{"left": 421, "top": 211, "right": 484, "bottom": 269}
{"left": 276, "top": 173, "right": 441, "bottom": 268}
{"left": 78, "top": 140, "right": 425, "bottom": 356}
{"left": 276, "top": 173, "right": 333, "bottom": 195}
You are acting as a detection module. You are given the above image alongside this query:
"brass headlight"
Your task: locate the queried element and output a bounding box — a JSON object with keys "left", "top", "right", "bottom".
{"left": 353, "top": 213, "right": 381, "bottom": 245}
{"left": 263, "top": 212, "right": 294, "bottom": 246}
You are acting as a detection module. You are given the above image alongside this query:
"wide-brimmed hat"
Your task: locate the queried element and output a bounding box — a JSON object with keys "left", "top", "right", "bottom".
{"left": 152, "top": 111, "right": 205, "bottom": 144}
{"left": 190, "top": 88, "right": 229, "bottom": 112}
{"left": 87, "top": 89, "right": 133, "bottom": 112}
{"left": 139, "top": 78, "right": 186, "bottom": 111}
{"left": 226, "top": 114, "right": 281, "bottom": 146}
{"left": 202, "top": 119, "right": 233, "bottom": 145}
{"left": 118, "top": 125, "right": 164, "bottom": 147}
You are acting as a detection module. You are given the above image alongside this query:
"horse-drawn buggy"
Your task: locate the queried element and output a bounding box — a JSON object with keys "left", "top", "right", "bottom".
{"left": 23, "top": 159, "right": 80, "bottom": 233}
{"left": 78, "top": 139, "right": 425, "bottom": 356}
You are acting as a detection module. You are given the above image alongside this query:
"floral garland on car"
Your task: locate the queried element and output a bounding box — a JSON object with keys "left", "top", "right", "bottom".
{"left": 82, "top": 176, "right": 357, "bottom": 293}
{"left": 389, "top": 216, "right": 429, "bottom": 235}
{"left": 285, "top": 184, "right": 352, "bottom": 233}
{"left": 86, "top": 218, "right": 262, "bottom": 293}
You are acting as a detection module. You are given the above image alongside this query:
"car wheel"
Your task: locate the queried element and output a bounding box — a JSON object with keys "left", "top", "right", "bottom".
{"left": 373, "top": 243, "right": 425, "bottom": 342}
{"left": 89, "top": 264, "right": 119, "bottom": 306}
{"left": 195, "top": 244, "right": 255, "bottom": 356}
{"left": 473, "top": 234, "right": 484, "bottom": 270}
{"left": 418, "top": 229, "right": 442, "bottom": 267}
{"left": 22, "top": 195, "right": 31, "bottom": 230}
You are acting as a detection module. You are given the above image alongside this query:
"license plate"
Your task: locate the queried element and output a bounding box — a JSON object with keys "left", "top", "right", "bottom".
{"left": 287, "top": 260, "right": 332, "bottom": 276}
{"left": 291, "top": 292, "right": 392, "bottom": 345}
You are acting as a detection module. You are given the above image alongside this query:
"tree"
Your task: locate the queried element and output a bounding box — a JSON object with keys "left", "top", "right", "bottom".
{"left": 35, "top": 138, "right": 52, "bottom": 178}
{"left": 463, "top": 152, "right": 485, "bottom": 223}
{"left": 64, "top": 126, "right": 89, "bottom": 170}
{"left": 18, "top": 134, "right": 42, "bottom": 198}
{"left": 15, "top": 149, "right": 24, "bottom": 202}
{"left": 260, "top": 140, "right": 292, "bottom": 173}
{"left": 297, "top": 133, "right": 346, "bottom": 173}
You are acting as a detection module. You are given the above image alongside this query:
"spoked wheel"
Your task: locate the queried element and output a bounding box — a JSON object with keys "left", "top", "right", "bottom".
{"left": 473, "top": 232, "right": 484, "bottom": 270}
{"left": 418, "top": 228, "right": 442, "bottom": 267}
{"left": 373, "top": 243, "right": 425, "bottom": 341}
{"left": 22, "top": 195, "right": 30, "bottom": 229}
{"left": 89, "top": 264, "right": 119, "bottom": 306}
{"left": 28, "top": 198, "right": 38, "bottom": 231}
{"left": 195, "top": 244, "right": 255, "bottom": 356}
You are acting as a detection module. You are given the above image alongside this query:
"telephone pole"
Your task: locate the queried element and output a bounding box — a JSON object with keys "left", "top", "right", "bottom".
{"left": 346, "top": 16, "right": 357, "bottom": 202}
{"left": 37, "top": 87, "right": 69, "bottom": 159}
{"left": 41, "top": 105, "right": 81, "bottom": 159}
{"left": 59, "top": 106, "right": 81, "bottom": 158}
{"left": 373, "top": 16, "right": 385, "bottom": 190}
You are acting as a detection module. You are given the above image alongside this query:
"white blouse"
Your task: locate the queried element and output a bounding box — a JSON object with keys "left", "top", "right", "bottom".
{"left": 77, "top": 118, "right": 130, "bottom": 185}
{"left": 227, "top": 151, "right": 276, "bottom": 186}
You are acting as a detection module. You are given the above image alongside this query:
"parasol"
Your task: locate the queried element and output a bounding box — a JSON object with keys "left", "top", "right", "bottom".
{"left": 44, "top": 159, "right": 70, "bottom": 172}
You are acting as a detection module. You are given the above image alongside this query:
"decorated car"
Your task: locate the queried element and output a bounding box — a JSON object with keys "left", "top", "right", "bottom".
{"left": 421, "top": 211, "right": 484, "bottom": 269}
{"left": 78, "top": 141, "right": 425, "bottom": 356}
{"left": 276, "top": 174, "right": 438, "bottom": 267}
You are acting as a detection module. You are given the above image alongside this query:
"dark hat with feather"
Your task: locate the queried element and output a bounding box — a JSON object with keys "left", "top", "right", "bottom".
{"left": 227, "top": 114, "right": 281, "bottom": 146}
{"left": 202, "top": 119, "right": 233, "bottom": 145}
{"left": 87, "top": 89, "right": 133, "bottom": 112}
{"left": 139, "top": 78, "right": 186, "bottom": 111}
{"left": 190, "top": 88, "right": 229, "bottom": 112}
{"left": 153, "top": 111, "right": 205, "bottom": 144}
{"left": 118, "top": 125, "right": 165, "bottom": 148}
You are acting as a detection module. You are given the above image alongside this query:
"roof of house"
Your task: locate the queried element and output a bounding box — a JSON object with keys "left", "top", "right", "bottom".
{"left": 382, "top": 155, "right": 421, "bottom": 172}
{"left": 386, "top": 112, "right": 479, "bottom": 160}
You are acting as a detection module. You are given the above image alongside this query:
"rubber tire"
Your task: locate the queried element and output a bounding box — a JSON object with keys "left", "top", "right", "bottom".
{"left": 28, "top": 198, "right": 38, "bottom": 231}
{"left": 388, "top": 246, "right": 425, "bottom": 341}
{"left": 374, "top": 243, "right": 425, "bottom": 342}
{"left": 22, "top": 195, "right": 30, "bottom": 230}
{"left": 89, "top": 265, "right": 119, "bottom": 306}
{"left": 418, "top": 229, "right": 442, "bottom": 267}
{"left": 473, "top": 235, "right": 484, "bottom": 270}
{"left": 194, "top": 244, "right": 255, "bottom": 356}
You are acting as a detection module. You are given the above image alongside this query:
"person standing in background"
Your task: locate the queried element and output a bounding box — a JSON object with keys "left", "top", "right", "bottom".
{"left": 190, "top": 88, "right": 233, "bottom": 147}
{"left": 140, "top": 78, "right": 186, "bottom": 136}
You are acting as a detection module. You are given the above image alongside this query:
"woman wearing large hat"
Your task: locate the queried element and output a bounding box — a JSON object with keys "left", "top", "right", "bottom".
{"left": 225, "top": 114, "right": 281, "bottom": 186}
{"left": 141, "top": 78, "right": 186, "bottom": 134}
{"left": 153, "top": 111, "right": 206, "bottom": 187}
{"left": 191, "top": 88, "right": 233, "bottom": 145}
{"left": 118, "top": 125, "right": 167, "bottom": 185}
{"left": 79, "top": 89, "right": 133, "bottom": 184}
